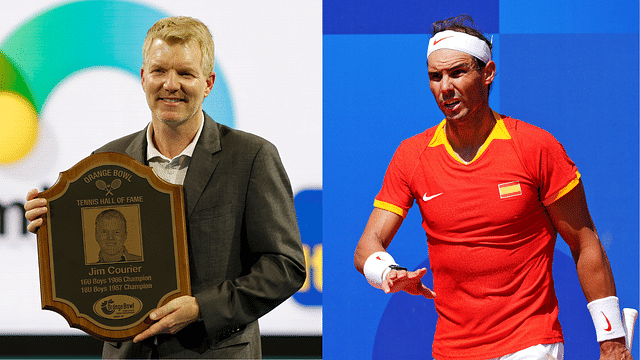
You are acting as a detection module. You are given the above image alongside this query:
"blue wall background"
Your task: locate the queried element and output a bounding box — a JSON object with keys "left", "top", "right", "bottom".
{"left": 323, "top": 0, "right": 639, "bottom": 358}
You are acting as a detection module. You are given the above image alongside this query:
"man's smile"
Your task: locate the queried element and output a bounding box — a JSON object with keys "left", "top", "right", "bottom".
{"left": 160, "top": 97, "right": 184, "bottom": 103}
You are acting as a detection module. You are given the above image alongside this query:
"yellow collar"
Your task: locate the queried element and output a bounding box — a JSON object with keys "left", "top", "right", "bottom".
{"left": 428, "top": 110, "right": 511, "bottom": 164}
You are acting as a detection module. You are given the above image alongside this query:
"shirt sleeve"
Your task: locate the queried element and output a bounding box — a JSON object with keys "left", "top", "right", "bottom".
{"left": 521, "top": 125, "right": 580, "bottom": 206}
{"left": 374, "top": 142, "right": 417, "bottom": 218}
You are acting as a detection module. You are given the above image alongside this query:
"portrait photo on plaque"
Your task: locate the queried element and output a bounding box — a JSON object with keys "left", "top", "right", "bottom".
{"left": 81, "top": 205, "right": 144, "bottom": 265}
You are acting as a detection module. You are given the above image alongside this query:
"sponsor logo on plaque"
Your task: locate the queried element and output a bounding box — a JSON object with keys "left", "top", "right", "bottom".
{"left": 93, "top": 295, "right": 143, "bottom": 319}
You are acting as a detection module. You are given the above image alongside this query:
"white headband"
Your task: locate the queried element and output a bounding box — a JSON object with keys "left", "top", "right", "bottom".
{"left": 427, "top": 30, "right": 491, "bottom": 64}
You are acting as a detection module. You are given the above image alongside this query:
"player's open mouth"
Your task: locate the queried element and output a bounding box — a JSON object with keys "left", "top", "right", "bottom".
{"left": 443, "top": 100, "right": 460, "bottom": 110}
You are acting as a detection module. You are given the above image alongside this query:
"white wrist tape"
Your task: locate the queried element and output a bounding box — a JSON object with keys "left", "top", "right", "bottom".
{"left": 587, "top": 296, "right": 626, "bottom": 342}
{"left": 363, "top": 252, "right": 397, "bottom": 289}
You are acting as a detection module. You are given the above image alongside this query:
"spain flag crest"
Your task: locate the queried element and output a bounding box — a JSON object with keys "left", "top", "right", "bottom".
{"left": 498, "top": 181, "right": 522, "bottom": 199}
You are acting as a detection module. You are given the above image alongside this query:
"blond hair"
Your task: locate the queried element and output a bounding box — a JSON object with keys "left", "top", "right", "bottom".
{"left": 142, "top": 16, "right": 215, "bottom": 75}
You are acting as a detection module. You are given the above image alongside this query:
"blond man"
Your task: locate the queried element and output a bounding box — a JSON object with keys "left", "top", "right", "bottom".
{"left": 26, "top": 16, "right": 305, "bottom": 359}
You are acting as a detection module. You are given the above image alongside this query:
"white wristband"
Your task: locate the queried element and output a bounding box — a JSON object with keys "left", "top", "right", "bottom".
{"left": 363, "top": 252, "right": 397, "bottom": 289}
{"left": 587, "top": 296, "right": 626, "bottom": 342}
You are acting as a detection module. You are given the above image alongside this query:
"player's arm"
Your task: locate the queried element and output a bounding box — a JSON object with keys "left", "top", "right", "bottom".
{"left": 354, "top": 208, "right": 435, "bottom": 298}
{"left": 546, "top": 180, "right": 631, "bottom": 359}
{"left": 354, "top": 208, "right": 403, "bottom": 273}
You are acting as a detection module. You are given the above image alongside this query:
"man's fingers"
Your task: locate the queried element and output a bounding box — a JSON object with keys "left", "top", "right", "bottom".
{"left": 150, "top": 301, "right": 176, "bottom": 321}
{"left": 383, "top": 268, "right": 433, "bottom": 297}
{"left": 149, "top": 296, "right": 198, "bottom": 322}
{"left": 133, "top": 299, "right": 198, "bottom": 342}
{"left": 24, "top": 189, "right": 48, "bottom": 234}
{"left": 25, "top": 206, "right": 48, "bottom": 234}
{"left": 24, "top": 197, "right": 46, "bottom": 212}
{"left": 25, "top": 205, "right": 47, "bottom": 220}
{"left": 25, "top": 189, "right": 47, "bottom": 213}
{"left": 133, "top": 323, "right": 159, "bottom": 343}
{"left": 383, "top": 271, "right": 399, "bottom": 293}
{"left": 387, "top": 269, "right": 408, "bottom": 281}
{"left": 25, "top": 188, "right": 39, "bottom": 202}
{"left": 382, "top": 284, "right": 390, "bottom": 293}
{"left": 132, "top": 329, "right": 151, "bottom": 343}
{"left": 408, "top": 268, "right": 428, "bottom": 279}
{"left": 26, "top": 218, "right": 43, "bottom": 234}
{"left": 387, "top": 270, "right": 397, "bottom": 281}
{"left": 385, "top": 269, "right": 404, "bottom": 293}
{"left": 133, "top": 320, "right": 164, "bottom": 343}
{"left": 150, "top": 307, "right": 163, "bottom": 321}
{"left": 133, "top": 307, "right": 175, "bottom": 343}
{"left": 421, "top": 285, "right": 436, "bottom": 299}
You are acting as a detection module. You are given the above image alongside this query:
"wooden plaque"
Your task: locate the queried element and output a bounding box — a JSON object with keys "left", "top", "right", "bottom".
{"left": 36, "top": 152, "right": 190, "bottom": 341}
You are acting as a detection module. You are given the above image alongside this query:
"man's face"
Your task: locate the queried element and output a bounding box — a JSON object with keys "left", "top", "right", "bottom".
{"left": 141, "top": 39, "right": 215, "bottom": 127}
{"left": 427, "top": 49, "right": 494, "bottom": 123}
{"left": 95, "top": 216, "right": 127, "bottom": 256}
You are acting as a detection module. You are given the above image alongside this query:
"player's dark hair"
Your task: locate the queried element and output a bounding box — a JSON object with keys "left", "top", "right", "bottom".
{"left": 430, "top": 14, "right": 493, "bottom": 93}
{"left": 431, "top": 15, "right": 492, "bottom": 61}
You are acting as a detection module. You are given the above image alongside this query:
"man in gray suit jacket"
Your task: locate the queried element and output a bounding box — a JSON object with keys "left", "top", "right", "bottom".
{"left": 25, "top": 16, "right": 305, "bottom": 359}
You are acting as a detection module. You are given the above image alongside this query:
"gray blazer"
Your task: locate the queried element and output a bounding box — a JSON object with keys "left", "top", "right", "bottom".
{"left": 99, "top": 113, "right": 306, "bottom": 359}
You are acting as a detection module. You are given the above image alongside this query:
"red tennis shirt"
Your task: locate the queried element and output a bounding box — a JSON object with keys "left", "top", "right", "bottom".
{"left": 375, "top": 112, "right": 579, "bottom": 359}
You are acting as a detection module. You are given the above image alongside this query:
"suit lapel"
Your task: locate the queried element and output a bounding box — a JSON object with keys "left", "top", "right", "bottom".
{"left": 183, "top": 113, "right": 222, "bottom": 217}
{"left": 124, "top": 126, "right": 148, "bottom": 164}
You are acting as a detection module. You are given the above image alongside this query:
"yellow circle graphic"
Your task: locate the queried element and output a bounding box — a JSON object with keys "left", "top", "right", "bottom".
{"left": 0, "top": 91, "right": 38, "bottom": 164}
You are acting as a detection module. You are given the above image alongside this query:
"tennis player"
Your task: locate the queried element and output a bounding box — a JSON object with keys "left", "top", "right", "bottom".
{"left": 354, "top": 15, "right": 631, "bottom": 360}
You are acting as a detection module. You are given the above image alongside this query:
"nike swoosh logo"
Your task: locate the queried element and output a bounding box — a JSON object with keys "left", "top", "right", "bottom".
{"left": 433, "top": 36, "right": 453, "bottom": 45}
{"left": 602, "top": 312, "right": 612, "bottom": 331}
{"left": 423, "top": 193, "right": 443, "bottom": 202}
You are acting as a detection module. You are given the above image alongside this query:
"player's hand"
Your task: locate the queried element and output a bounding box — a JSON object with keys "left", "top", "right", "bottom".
{"left": 133, "top": 295, "right": 201, "bottom": 343}
{"left": 24, "top": 188, "right": 47, "bottom": 234}
{"left": 599, "top": 337, "right": 633, "bottom": 359}
{"left": 382, "top": 267, "right": 436, "bottom": 299}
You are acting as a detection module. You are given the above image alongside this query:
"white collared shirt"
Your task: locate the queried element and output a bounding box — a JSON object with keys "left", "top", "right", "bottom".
{"left": 146, "top": 118, "right": 204, "bottom": 185}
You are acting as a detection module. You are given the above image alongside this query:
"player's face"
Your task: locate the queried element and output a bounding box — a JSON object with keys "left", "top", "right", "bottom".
{"left": 141, "top": 39, "right": 215, "bottom": 127}
{"left": 427, "top": 49, "right": 494, "bottom": 123}
{"left": 95, "top": 217, "right": 127, "bottom": 256}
